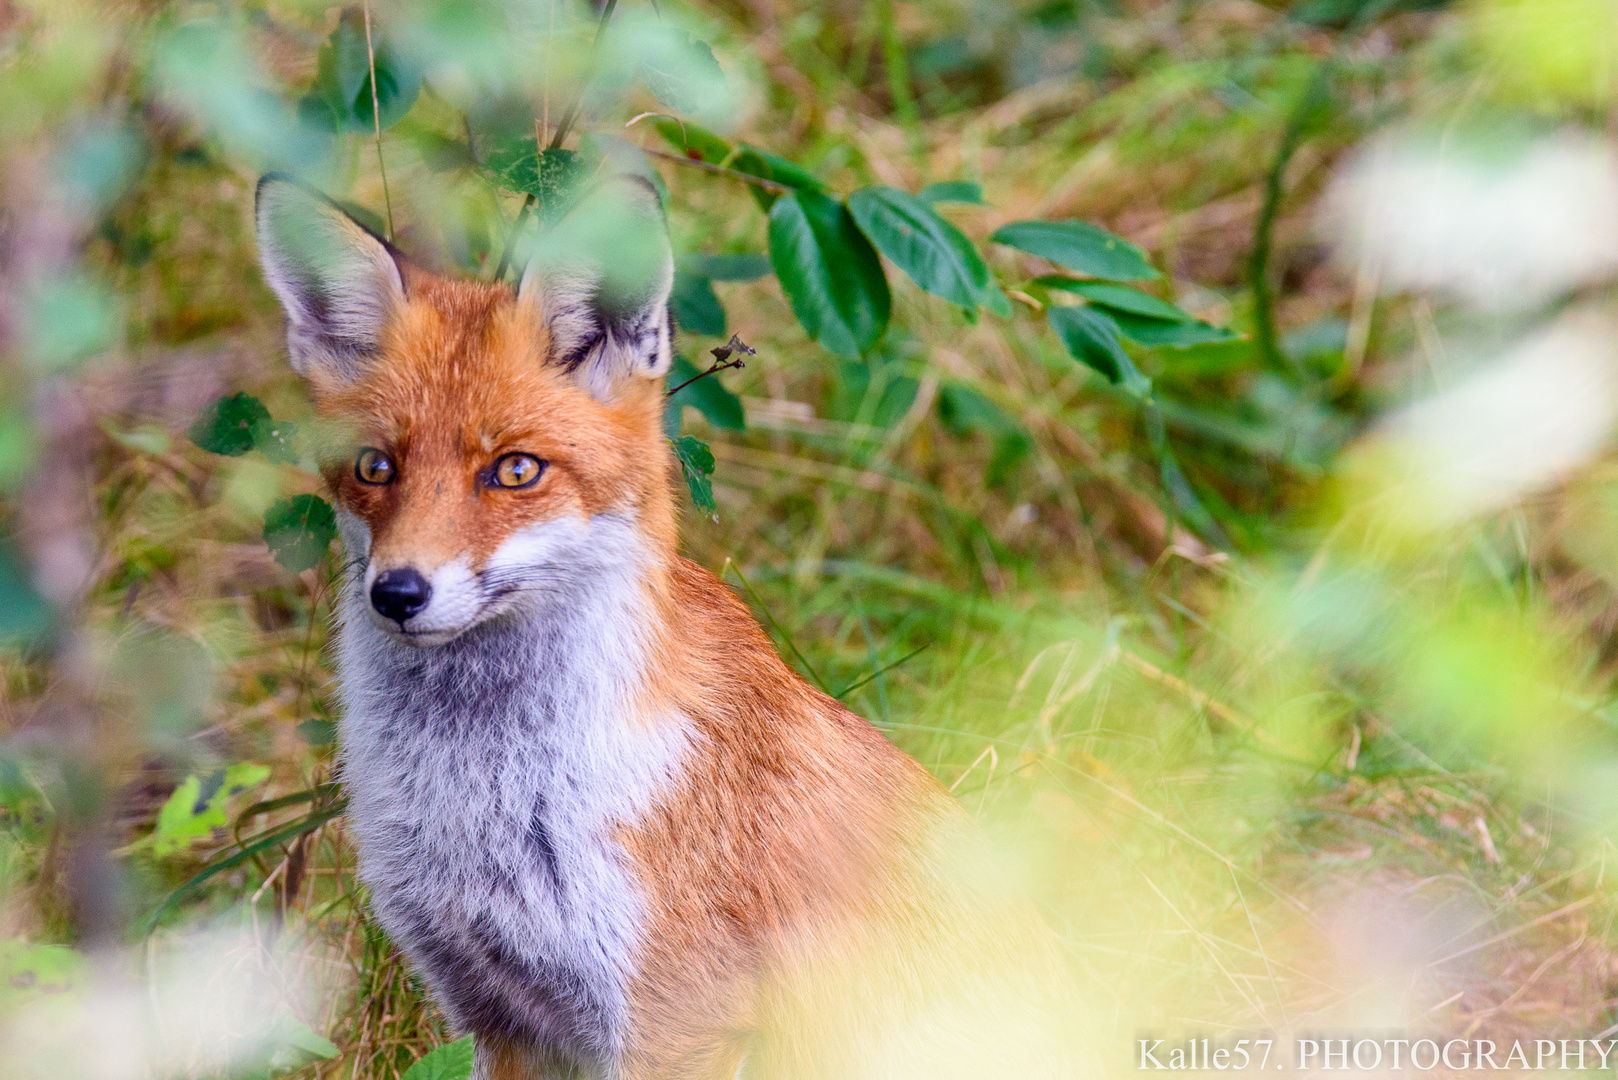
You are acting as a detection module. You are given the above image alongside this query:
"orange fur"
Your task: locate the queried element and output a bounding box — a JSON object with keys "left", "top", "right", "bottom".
{"left": 305, "top": 260, "right": 1074, "bottom": 1080}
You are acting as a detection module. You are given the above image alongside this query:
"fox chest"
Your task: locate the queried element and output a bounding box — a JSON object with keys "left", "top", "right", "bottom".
{"left": 335, "top": 619, "right": 688, "bottom": 1064}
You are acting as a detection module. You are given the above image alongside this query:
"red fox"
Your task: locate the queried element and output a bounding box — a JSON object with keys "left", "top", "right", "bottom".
{"left": 255, "top": 173, "right": 1078, "bottom": 1079}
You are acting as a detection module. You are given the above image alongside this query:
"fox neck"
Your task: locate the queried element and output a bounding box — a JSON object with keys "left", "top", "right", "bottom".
{"left": 335, "top": 495, "right": 681, "bottom": 730}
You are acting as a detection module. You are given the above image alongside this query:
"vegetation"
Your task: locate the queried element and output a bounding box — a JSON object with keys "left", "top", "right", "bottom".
{"left": 4, "top": 0, "right": 1618, "bottom": 1075}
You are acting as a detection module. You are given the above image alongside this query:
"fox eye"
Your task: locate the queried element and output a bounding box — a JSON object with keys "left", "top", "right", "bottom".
{"left": 491, "top": 453, "right": 545, "bottom": 489}
{"left": 355, "top": 447, "right": 395, "bottom": 485}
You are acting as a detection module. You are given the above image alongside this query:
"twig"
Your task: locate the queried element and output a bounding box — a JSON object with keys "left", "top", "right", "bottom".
{"left": 492, "top": 197, "right": 534, "bottom": 283}
{"left": 665, "top": 334, "right": 755, "bottom": 398}
{"left": 361, "top": 1, "right": 393, "bottom": 241}
{"left": 641, "top": 145, "right": 794, "bottom": 195}
{"left": 547, "top": 0, "right": 619, "bottom": 152}
{"left": 1247, "top": 0, "right": 1398, "bottom": 373}
{"left": 1247, "top": 62, "right": 1327, "bottom": 373}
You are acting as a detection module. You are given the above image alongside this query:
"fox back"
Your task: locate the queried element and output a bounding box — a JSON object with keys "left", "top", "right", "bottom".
{"left": 255, "top": 175, "right": 1079, "bottom": 1080}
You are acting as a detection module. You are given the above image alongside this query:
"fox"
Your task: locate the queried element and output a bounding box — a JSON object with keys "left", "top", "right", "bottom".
{"left": 254, "top": 172, "right": 1080, "bottom": 1080}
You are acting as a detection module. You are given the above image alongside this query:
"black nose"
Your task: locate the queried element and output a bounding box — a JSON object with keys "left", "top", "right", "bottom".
{"left": 371, "top": 568, "right": 431, "bottom": 623}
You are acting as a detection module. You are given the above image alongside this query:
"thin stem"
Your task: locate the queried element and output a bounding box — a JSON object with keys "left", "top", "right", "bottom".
{"left": 724, "top": 560, "right": 831, "bottom": 695}
{"left": 1248, "top": 62, "right": 1329, "bottom": 373}
{"left": 492, "top": 195, "right": 535, "bottom": 282}
{"left": 641, "top": 145, "right": 794, "bottom": 195}
{"left": 548, "top": 0, "right": 620, "bottom": 151}
{"left": 361, "top": 0, "right": 393, "bottom": 241}
{"left": 1247, "top": 0, "right": 1399, "bottom": 373}
{"left": 665, "top": 357, "right": 744, "bottom": 398}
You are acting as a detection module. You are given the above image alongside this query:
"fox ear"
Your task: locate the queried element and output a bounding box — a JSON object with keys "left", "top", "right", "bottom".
{"left": 517, "top": 176, "right": 674, "bottom": 400}
{"left": 255, "top": 174, "right": 406, "bottom": 382}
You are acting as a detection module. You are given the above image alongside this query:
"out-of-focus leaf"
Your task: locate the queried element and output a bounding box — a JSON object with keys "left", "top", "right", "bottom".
{"left": 936, "top": 383, "right": 1032, "bottom": 486}
{"left": 479, "top": 140, "right": 585, "bottom": 220}
{"left": 298, "top": 7, "right": 421, "bottom": 134}
{"left": 1035, "top": 278, "right": 1191, "bottom": 322}
{"left": 654, "top": 119, "right": 732, "bottom": 164}
{"left": 189, "top": 393, "right": 270, "bottom": 457}
{"left": 1049, "top": 305, "right": 1151, "bottom": 395}
{"left": 263, "top": 494, "right": 338, "bottom": 574}
{"left": 0, "top": 549, "right": 50, "bottom": 645}
{"left": 667, "top": 354, "right": 745, "bottom": 431}
{"left": 670, "top": 267, "right": 726, "bottom": 337}
{"left": 768, "top": 190, "right": 891, "bottom": 359}
{"left": 401, "top": 1036, "right": 476, "bottom": 1080}
{"left": 250, "top": 417, "right": 300, "bottom": 465}
{"left": 830, "top": 357, "right": 918, "bottom": 429}
{"left": 637, "top": 28, "right": 725, "bottom": 114}
{"left": 22, "top": 273, "right": 116, "bottom": 371}
{"left": 1291, "top": 0, "right": 1451, "bottom": 27}
{"left": 672, "top": 434, "right": 717, "bottom": 514}
{"left": 683, "top": 253, "right": 771, "bottom": 281}
{"left": 991, "top": 220, "right": 1160, "bottom": 281}
{"left": 920, "top": 180, "right": 986, "bottom": 205}
{"left": 152, "top": 762, "right": 271, "bottom": 858}
{"left": 266, "top": 1015, "right": 341, "bottom": 1071}
{"left": 297, "top": 719, "right": 337, "bottom": 746}
{"left": 847, "top": 186, "right": 992, "bottom": 311}
{"left": 1109, "top": 311, "right": 1238, "bottom": 348}
{"left": 0, "top": 941, "right": 86, "bottom": 1011}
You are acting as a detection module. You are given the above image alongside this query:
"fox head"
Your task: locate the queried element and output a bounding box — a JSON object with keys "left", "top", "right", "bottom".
{"left": 256, "top": 174, "right": 679, "bottom": 647}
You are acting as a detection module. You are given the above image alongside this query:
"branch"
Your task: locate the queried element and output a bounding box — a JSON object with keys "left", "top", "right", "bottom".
{"left": 547, "top": 0, "right": 619, "bottom": 151}
{"left": 641, "top": 145, "right": 793, "bottom": 196}
{"left": 666, "top": 335, "right": 755, "bottom": 398}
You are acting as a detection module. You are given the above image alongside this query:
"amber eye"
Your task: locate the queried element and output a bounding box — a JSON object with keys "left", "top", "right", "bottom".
{"left": 491, "top": 453, "right": 545, "bottom": 489}
{"left": 355, "top": 447, "right": 395, "bottom": 485}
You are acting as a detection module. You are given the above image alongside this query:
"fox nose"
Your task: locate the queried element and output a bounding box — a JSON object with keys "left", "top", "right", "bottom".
{"left": 371, "top": 568, "right": 431, "bottom": 623}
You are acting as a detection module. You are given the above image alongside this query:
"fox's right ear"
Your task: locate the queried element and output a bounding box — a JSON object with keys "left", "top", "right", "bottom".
{"left": 255, "top": 175, "right": 405, "bottom": 382}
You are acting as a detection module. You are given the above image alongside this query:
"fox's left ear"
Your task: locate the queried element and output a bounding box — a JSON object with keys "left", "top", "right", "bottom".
{"left": 517, "top": 175, "right": 674, "bottom": 400}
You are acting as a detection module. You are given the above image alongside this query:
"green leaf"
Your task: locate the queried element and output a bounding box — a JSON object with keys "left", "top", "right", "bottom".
{"left": 935, "top": 383, "right": 1031, "bottom": 486}
{"left": 402, "top": 1036, "right": 476, "bottom": 1080}
{"left": 671, "top": 435, "right": 716, "bottom": 515}
{"left": 1035, "top": 279, "right": 1190, "bottom": 322}
{"left": 847, "top": 186, "right": 992, "bottom": 311}
{"left": 991, "top": 220, "right": 1159, "bottom": 281}
{"left": 638, "top": 29, "right": 725, "bottom": 114}
{"left": 683, "top": 253, "right": 771, "bottom": 281}
{"left": 1108, "top": 311, "right": 1238, "bottom": 348}
{"left": 732, "top": 145, "right": 821, "bottom": 211}
{"left": 670, "top": 268, "right": 726, "bottom": 337}
{"left": 249, "top": 417, "right": 300, "bottom": 465}
{"left": 479, "top": 141, "right": 586, "bottom": 221}
{"left": 0, "top": 548, "right": 50, "bottom": 645}
{"left": 667, "top": 354, "right": 745, "bottom": 431}
{"left": 1, "top": 941, "right": 86, "bottom": 1011}
{"left": 266, "top": 1015, "right": 341, "bottom": 1070}
{"left": 145, "top": 799, "right": 348, "bottom": 934}
{"left": 189, "top": 393, "right": 270, "bottom": 457}
{"left": 298, "top": 8, "right": 421, "bottom": 134}
{"left": 152, "top": 762, "right": 271, "bottom": 858}
{"left": 654, "top": 119, "right": 732, "bottom": 165}
{"left": 263, "top": 494, "right": 338, "bottom": 574}
{"left": 768, "top": 190, "right": 891, "bottom": 359}
{"left": 297, "top": 719, "right": 337, "bottom": 746}
{"left": 1049, "top": 305, "right": 1151, "bottom": 396}
{"left": 919, "top": 180, "right": 986, "bottom": 205}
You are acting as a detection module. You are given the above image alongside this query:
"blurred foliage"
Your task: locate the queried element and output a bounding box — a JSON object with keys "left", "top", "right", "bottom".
{"left": 2, "top": 0, "right": 1618, "bottom": 1076}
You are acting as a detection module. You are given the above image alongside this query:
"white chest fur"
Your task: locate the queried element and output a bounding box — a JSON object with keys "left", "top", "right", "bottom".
{"left": 332, "top": 513, "right": 687, "bottom": 1067}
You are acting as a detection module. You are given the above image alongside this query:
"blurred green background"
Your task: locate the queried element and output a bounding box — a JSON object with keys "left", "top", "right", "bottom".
{"left": 5, "top": 0, "right": 1618, "bottom": 1076}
